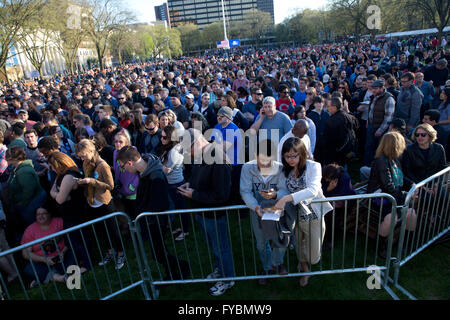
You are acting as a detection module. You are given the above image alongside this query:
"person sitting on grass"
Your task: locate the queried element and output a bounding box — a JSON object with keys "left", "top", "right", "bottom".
{"left": 21, "top": 207, "right": 77, "bottom": 289}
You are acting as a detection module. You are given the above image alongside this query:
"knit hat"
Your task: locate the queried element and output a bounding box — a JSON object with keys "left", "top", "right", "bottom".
{"left": 217, "top": 106, "right": 233, "bottom": 120}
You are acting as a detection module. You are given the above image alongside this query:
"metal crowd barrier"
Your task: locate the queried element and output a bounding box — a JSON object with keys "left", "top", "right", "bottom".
{"left": 135, "top": 193, "right": 399, "bottom": 299}
{"left": 2, "top": 172, "right": 448, "bottom": 300}
{"left": 390, "top": 166, "right": 450, "bottom": 299}
{"left": 0, "top": 212, "right": 150, "bottom": 300}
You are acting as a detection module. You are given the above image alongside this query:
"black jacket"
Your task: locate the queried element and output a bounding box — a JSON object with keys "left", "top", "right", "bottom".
{"left": 200, "top": 104, "right": 218, "bottom": 129}
{"left": 367, "top": 157, "right": 412, "bottom": 205}
{"left": 135, "top": 154, "right": 170, "bottom": 217}
{"left": 189, "top": 143, "right": 231, "bottom": 218}
{"left": 141, "top": 129, "right": 162, "bottom": 155}
{"left": 322, "top": 110, "right": 358, "bottom": 164}
{"left": 401, "top": 142, "right": 447, "bottom": 183}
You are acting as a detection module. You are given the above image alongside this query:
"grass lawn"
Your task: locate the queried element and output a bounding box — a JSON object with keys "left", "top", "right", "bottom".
{"left": 2, "top": 157, "right": 448, "bottom": 300}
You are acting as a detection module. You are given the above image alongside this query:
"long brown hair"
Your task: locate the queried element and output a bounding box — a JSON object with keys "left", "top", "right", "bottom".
{"left": 159, "top": 125, "right": 179, "bottom": 163}
{"left": 47, "top": 151, "right": 79, "bottom": 176}
{"left": 281, "top": 137, "right": 310, "bottom": 177}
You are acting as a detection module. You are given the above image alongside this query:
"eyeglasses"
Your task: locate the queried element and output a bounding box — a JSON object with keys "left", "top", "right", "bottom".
{"left": 415, "top": 133, "right": 428, "bottom": 138}
{"left": 281, "top": 91, "right": 289, "bottom": 94}
{"left": 284, "top": 154, "right": 299, "bottom": 160}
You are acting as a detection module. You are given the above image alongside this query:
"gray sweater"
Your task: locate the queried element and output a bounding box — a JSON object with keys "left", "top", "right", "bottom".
{"left": 394, "top": 85, "right": 424, "bottom": 127}
{"left": 239, "top": 160, "right": 286, "bottom": 211}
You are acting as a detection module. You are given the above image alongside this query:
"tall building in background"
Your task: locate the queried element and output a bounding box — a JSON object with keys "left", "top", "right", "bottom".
{"left": 168, "top": 0, "right": 274, "bottom": 29}
{"left": 155, "top": 2, "right": 171, "bottom": 28}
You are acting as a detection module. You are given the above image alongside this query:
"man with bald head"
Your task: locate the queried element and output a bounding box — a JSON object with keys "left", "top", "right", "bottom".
{"left": 277, "top": 119, "right": 313, "bottom": 162}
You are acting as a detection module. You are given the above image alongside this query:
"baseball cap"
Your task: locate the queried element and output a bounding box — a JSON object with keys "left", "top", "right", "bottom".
{"left": 17, "top": 109, "right": 28, "bottom": 114}
{"left": 322, "top": 74, "right": 330, "bottom": 83}
{"left": 389, "top": 118, "right": 406, "bottom": 130}
{"left": 186, "top": 93, "right": 194, "bottom": 100}
{"left": 371, "top": 80, "right": 385, "bottom": 88}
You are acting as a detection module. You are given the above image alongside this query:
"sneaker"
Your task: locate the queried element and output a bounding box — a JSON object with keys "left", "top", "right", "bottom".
{"left": 98, "top": 252, "right": 115, "bottom": 266}
{"left": 175, "top": 232, "right": 189, "bottom": 241}
{"left": 115, "top": 255, "right": 126, "bottom": 270}
{"left": 207, "top": 268, "right": 221, "bottom": 279}
{"left": 209, "top": 281, "right": 235, "bottom": 296}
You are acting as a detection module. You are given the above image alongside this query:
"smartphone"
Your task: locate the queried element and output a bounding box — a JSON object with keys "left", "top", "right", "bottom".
{"left": 73, "top": 177, "right": 80, "bottom": 181}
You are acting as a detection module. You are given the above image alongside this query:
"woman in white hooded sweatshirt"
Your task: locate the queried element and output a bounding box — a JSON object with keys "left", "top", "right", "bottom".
{"left": 275, "top": 137, "right": 333, "bottom": 287}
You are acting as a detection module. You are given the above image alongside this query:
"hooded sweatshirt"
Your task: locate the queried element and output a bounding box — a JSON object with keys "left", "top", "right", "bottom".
{"left": 7, "top": 160, "right": 44, "bottom": 206}
{"left": 134, "top": 154, "right": 170, "bottom": 216}
{"left": 113, "top": 149, "right": 139, "bottom": 199}
{"left": 188, "top": 143, "right": 231, "bottom": 218}
{"left": 239, "top": 160, "right": 286, "bottom": 211}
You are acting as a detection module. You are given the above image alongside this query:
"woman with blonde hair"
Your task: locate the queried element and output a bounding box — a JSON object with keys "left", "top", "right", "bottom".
{"left": 158, "top": 109, "right": 185, "bottom": 136}
{"left": 367, "top": 131, "right": 416, "bottom": 258}
{"left": 402, "top": 123, "right": 446, "bottom": 183}
{"left": 75, "top": 139, "right": 125, "bottom": 270}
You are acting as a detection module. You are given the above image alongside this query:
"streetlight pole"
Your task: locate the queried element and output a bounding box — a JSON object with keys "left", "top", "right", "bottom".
{"left": 221, "top": 0, "right": 228, "bottom": 42}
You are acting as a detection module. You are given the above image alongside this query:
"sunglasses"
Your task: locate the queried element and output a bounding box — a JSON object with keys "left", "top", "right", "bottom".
{"left": 339, "top": 87, "right": 345, "bottom": 89}
{"left": 161, "top": 135, "right": 168, "bottom": 140}
{"left": 415, "top": 133, "right": 428, "bottom": 138}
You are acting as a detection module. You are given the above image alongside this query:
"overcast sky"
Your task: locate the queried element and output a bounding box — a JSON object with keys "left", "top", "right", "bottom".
{"left": 125, "top": 0, "right": 329, "bottom": 25}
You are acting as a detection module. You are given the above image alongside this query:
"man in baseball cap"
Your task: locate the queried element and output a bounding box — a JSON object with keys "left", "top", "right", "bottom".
{"left": 364, "top": 78, "right": 395, "bottom": 165}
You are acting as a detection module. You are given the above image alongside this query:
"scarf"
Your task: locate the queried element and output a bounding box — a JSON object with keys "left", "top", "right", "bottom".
{"left": 83, "top": 154, "right": 99, "bottom": 206}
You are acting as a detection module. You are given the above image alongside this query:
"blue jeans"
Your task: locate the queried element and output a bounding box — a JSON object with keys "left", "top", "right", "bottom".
{"left": 195, "top": 214, "right": 235, "bottom": 278}
{"left": 250, "top": 211, "right": 286, "bottom": 271}
{"left": 168, "top": 181, "right": 189, "bottom": 233}
{"left": 363, "top": 124, "right": 382, "bottom": 166}
{"left": 24, "top": 250, "right": 76, "bottom": 283}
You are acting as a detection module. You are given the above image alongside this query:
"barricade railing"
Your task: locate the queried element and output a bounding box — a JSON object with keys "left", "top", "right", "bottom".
{"left": 392, "top": 166, "right": 450, "bottom": 297}
{"left": 7, "top": 182, "right": 447, "bottom": 300}
{"left": 0, "top": 212, "right": 150, "bottom": 300}
{"left": 134, "top": 193, "right": 399, "bottom": 300}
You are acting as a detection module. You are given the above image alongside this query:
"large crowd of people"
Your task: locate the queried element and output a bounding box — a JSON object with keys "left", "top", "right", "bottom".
{"left": 0, "top": 35, "right": 449, "bottom": 296}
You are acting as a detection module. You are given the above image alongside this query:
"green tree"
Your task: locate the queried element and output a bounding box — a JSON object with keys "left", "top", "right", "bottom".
{"left": 82, "top": 0, "right": 135, "bottom": 69}
{"left": 176, "top": 23, "right": 200, "bottom": 54}
{"left": 405, "top": 0, "right": 450, "bottom": 39}
{"left": 201, "top": 21, "right": 224, "bottom": 49}
{"left": 48, "top": 0, "right": 86, "bottom": 75}
{"left": 240, "top": 8, "right": 273, "bottom": 44}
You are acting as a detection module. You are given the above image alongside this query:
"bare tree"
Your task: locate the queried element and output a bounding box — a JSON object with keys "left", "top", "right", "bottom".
{"left": 406, "top": 0, "right": 450, "bottom": 39}
{"left": 0, "top": 0, "right": 44, "bottom": 82}
{"left": 329, "top": 0, "right": 380, "bottom": 40}
{"left": 81, "top": 0, "right": 135, "bottom": 69}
